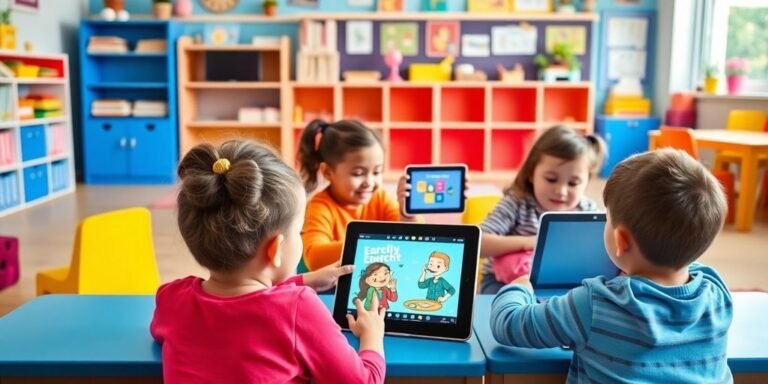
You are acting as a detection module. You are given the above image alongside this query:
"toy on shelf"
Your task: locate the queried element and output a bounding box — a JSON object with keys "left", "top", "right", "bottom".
{"left": 0, "top": 7, "right": 16, "bottom": 50}
{"left": 604, "top": 78, "right": 651, "bottom": 116}
{"left": 556, "top": 0, "right": 576, "bottom": 13}
{"left": 343, "top": 70, "right": 381, "bottom": 83}
{"left": 384, "top": 48, "right": 403, "bottom": 82}
{"left": 498, "top": 64, "right": 525, "bottom": 82}
{"left": 534, "top": 42, "right": 581, "bottom": 82}
{"left": 455, "top": 63, "right": 487, "bottom": 81}
{"left": 409, "top": 56, "right": 454, "bottom": 82}
{"left": 263, "top": 0, "right": 277, "bottom": 16}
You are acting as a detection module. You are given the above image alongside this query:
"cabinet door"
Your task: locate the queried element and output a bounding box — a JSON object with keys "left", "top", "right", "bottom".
{"left": 129, "top": 120, "right": 176, "bottom": 179}
{"left": 85, "top": 121, "right": 129, "bottom": 179}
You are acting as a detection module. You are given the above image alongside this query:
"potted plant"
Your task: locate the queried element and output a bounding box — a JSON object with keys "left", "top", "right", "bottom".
{"left": 725, "top": 57, "right": 748, "bottom": 95}
{"left": 263, "top": 0, "right": 278, "bottom": 16}
{"left": 704, "top": 65, "right": 719, "bottom": 94}
{"left": 0, "top": 7, "right": 15, "bottom": 50}
{"left": 153, "top": 0, "right": 173, "bottom": 20}
{"left": 534, "top": 42, "right": 581, "bottom": 82}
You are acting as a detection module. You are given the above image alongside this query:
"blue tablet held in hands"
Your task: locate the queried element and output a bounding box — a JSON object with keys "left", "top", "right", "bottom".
{"left": 405, "top": 164, "right": 467, "bottom": 214}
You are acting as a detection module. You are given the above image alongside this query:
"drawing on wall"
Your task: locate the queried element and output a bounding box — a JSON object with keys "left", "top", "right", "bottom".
{"left": 461, "top": 34, "right": 490, "bottom": 57}
{"left": 13, "top": 0, "right": 38, "bottom": 13}
{"left": 511, "top": 0, "right": 552, "bottom": 12}
{"left": 290, "top": 0, "right": 319, "bottom": 6}
{"left": 348, "top": 0, "right": 375, "bottom": 5}
{"left": 545, "top": 25, "right": 586, "bottom": 55}
{"left": 347, "top": 21, "right": 374, "bottom": 55}
{"left": 607, "top": 17, "right": 648, "bottom": 48}
{"left": 608, "top": 49, "right": 646, "bottom": 80}
{"left": 426, "top": 21, "right": 460, "bottom": 57}
{"left": 424, "top": 0, "right": 448, "bottom": 11}
{"left": 467, "top": 0, "right": 510, "bottom": 12}
{"left": 378, "top": 0, "right": 404, "bottom": 11}
{"left": 491, "top": 24, "right": 537, "bottom": 55}
{"left": 380, "top": 22, "right": 419, "bottom": 56}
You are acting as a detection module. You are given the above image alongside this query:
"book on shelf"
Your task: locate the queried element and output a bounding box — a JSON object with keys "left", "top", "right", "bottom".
{"left": 132, "top": 100, "right": 167, "bottom": 117}
{"left": 87, "top": 36, "right": 129, "bottom": 54}
{"left": 135, "top": 39, "right": 167, "bottom": 53}
{"left": 91, "top": 99, "right": 131, "bottom": 117}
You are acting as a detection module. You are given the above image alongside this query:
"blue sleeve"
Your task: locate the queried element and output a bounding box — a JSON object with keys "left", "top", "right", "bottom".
{"left": 443, "top": 279, "right": 456, "bottom": 296}
{"left": 490, "top": 284, "right": 593, "bottom": 349}
{"left": 418, "top": 279, "right": 429, "bottom": 289}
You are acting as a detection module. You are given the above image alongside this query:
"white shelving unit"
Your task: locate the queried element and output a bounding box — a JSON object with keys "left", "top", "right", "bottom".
{"left": 0, "top": 50, "right": 75, "bottom": 217}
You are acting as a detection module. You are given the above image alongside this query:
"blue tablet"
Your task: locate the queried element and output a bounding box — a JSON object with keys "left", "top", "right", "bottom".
{"left": 405, "top": 165, "right": 467, "bottom": 214}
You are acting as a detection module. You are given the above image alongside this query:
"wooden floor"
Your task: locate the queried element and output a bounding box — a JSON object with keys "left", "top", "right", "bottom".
{"left": 1, "top": 181, "right": 767, "bottom": 316}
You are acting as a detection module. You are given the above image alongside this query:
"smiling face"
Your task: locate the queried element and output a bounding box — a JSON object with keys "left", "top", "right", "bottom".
{"left": 530, "top": 154, "right": 590, "bottom": 212}
{"left": 323, "top": 145, "right": 384, "bottom": 208}
{"left": 365, "top": 265, "right": 391, "bottom": 289}
{"left": 427, "top": 256, "right": 448, "bottom": 276}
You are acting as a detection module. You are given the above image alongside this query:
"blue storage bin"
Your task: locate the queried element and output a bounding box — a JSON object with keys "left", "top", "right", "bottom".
{"left": 20, "top": 125, "right": 47, "bottom": 162}
{"left": 23, "top": 164, "right": 48, "bottom": 202}
{"left": 51, "top": 160, "right": 69, "bottom": 192}
{"left": 0, "top": 172, "right": 20, "bottom": 210}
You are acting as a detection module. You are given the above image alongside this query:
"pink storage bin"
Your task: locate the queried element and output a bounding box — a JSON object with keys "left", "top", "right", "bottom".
{"left": 0, "top": 236, "right": 19, "bottom": 290}
{"left": 665, "top": 109, "right": 697, "bottom": 128}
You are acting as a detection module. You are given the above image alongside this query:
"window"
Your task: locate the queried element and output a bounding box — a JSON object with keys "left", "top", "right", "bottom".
{"left": 708, "top": 0, "right": 768, "bottom": 93}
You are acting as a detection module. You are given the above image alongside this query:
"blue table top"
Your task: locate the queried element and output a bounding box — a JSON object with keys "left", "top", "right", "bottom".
{"left": 473, "top": 292, "right": 768, "bottom": 374}
{"left": 0, "top": 294, "right": 486, "bottom": 377}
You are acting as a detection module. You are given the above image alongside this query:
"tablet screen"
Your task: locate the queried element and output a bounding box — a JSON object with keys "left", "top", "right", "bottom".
{"left": 406, "top": 166, "right": 466, "bottom": 214}
{"left": 532, "top": 215, "right": 619, "bottom": 288}
{"left": 333, "top": 221, "right": 480, "bottom": 340}
{"left": 345, "top": 233, "right": 465, "bottom": 324}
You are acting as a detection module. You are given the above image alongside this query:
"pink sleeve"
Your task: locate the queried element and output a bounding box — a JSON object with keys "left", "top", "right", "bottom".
{"left": 278, "top": 274, "right": 304, "bottom": 287}
{"left": 294, "top": 289, "right": 385, "bottom": 384}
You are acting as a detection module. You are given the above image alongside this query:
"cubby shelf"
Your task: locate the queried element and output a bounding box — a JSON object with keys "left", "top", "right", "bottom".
{"left": 185, "top": 82, "right": 282, "bottom": 89}
{"left": 0, "top": 50, "right": 75, "bottom": 217}
{"left": 187, "top": 121, "right": 282, "bottom": 128}
{"left": 288, "top": 81, "right": 593, "bottom": 180}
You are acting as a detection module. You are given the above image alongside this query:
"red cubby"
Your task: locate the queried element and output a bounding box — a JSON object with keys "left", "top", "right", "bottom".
{"left": 342, "top": 87, "right": 383, "bottom": 122}
{"left": 490, "top": 129, "right": 537, "bottom": 171}
{"left": 440, "top": 87, "right": 485, "bottom": 123}
{"left": 389, "top": 129, "right": 432, "bottom": 171}
{"left": 293, "top": 86, "right": 334, "bottom": 123}
{"left": 440, "top": 129, "right": 484, "bottom": 171}
{"left": 390, "top": 87, "right": 432, "bottom": 122}
{"left": 543, "top": 87, "right": 590, "bottom": 123}
{"left": 492, "top": 87, "right": 537, "bottom": 123}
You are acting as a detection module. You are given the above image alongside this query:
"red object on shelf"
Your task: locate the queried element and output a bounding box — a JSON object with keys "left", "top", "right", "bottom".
{"left": 0, "top": 236, "right": 19, "bottom": 291}
{"left": 669, "top": 92, "right": 695, "bottom": 111}
{"left": 665, "top": 109, "right": 696, "bottom": 128}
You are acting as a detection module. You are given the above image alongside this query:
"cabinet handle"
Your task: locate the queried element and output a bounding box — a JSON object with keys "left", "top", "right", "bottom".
{"left": 119, "top": 137, "right": 127, "bottom": 148}
{"left": 102, "top": 123, "right": 112, "bottom": 131}
{"left": 129, "top": 138, "right": 137, "bottom": 149}
{"left": 146, "top": 124, "right": 155, "bottom": 131}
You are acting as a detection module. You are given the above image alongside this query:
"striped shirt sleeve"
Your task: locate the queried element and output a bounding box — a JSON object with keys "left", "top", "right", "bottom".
{"left": 479, "top": 195, "right": 520, "bottom": 236}
{"left": 490, "top": 284, "right": 593, "bottom": 349}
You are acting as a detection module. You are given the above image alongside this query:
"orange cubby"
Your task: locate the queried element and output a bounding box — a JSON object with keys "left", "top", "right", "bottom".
{"left": 492, "top": 87, "right": 537, "bottom": 123}
{"left": 543, "top": 87, "right": 590, "bottom": 123}
{"left": 440, "top": 87, "right": 485, "bottom": 123}
{"left": 293, "top": 87, "right": 334, "bottom": 124}
{"left": 342, "top": 86, "right": 383, "bottom": 123}
{"left": 490, "top": 129, "right": 537, "bottom": 171}
{"left": 186, "top": 127, "right": 281, "bottom": 155}
{"left": 390, "top": 87, "right": 432, "bottom": 123}
{"left": 440, "top": 129, "right": 484, "bottom": 171}
{"left": 388, "top": 129, "right": 432, "bottom": 171}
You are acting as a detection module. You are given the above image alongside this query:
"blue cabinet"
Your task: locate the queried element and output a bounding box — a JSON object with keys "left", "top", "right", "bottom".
{"left": 80, "top": 20, "right": 180, "bottom": 184}
{"left": 23, "top": 164, "right": 48, "bottom": 202}
{"left": 20, "top": 125, "right": 46, "bottom": 162}
{"left": 595, "top": 116, "right": 660, "bottom": 178}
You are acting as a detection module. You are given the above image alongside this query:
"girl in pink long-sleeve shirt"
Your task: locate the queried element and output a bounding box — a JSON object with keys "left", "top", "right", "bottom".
{"left": 150, "top": 140, "right": 386, "bottom": 384}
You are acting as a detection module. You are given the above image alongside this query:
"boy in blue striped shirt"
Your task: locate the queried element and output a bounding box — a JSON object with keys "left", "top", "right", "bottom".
{"left": 490, "top": 149, "right": 733, "bottom": 383}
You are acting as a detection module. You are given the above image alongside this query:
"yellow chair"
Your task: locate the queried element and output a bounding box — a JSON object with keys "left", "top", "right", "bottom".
{"left": 462, "top": 195, "right": 502, "bottom": 291}
{"left": 36, "top": 207, "right": 160, "bottom": 295}
{"left": 461, "top": 195, "right": 502, "bottom": 225}
{"left": 713, "top": 110, "right": 768, "bottom": 171}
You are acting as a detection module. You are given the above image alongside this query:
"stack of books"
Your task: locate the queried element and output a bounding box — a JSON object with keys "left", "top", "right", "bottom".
{"left": 91, "top": 99, "right": 131, "bottom": 117}
{"left": 87, "top": 36, "right": 128, "bottom": 54}
{"left": 132, "top": 100, "right": 167, "bottom": 117}
{"left": 135, "top": 39, "right": 167, "bottom": 53}
{"left": 32, "top": 95, "right": 63, "bottom": 118}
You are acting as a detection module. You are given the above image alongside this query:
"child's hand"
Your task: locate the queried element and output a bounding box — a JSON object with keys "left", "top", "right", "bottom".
{"left": 522, "top": 236, "right": 537, "bottom": 251}
{"left": 510, "top": 275, "right": 534, "bottom": 293}
{"left": 303, "top": 261, "right": 354, "bottom": 292}
{"left": 387, "top": 277, "right": 397, "bottom": 290}
{"left": 347, "top": 294, "right": 385, "bottom": 353}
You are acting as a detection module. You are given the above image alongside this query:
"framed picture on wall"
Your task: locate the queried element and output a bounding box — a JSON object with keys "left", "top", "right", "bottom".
{"left": 378, "top": 0, "right": 404, "bottom": 11}
{"left": 380, "top": 22, "right": 419, "bottom": 56}
{"left": 511, "top": 0, "right": 552, "bottom": 13}
{"left": 467, "top": 0, "right": 510, "bottom": 12}
{"left": 13, "top": 0, "right": 39, "bottom": 14}
{"left": 426, "top": 21, "right": 459, "bottom": 57}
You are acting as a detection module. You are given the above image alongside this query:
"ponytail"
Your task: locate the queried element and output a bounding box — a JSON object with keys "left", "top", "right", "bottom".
{"left": 584, "top": 134, "right": 607, "bottom": 177}
{"left": 296, "top": 119, "right": 383, "bottom": 194}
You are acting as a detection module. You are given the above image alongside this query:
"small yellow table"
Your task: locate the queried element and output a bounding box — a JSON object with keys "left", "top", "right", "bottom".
{"left": 649, "top": 130, "right": 768, "bottom": 232}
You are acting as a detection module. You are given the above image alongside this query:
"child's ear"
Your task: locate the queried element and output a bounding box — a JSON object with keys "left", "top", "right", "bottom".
{"left": 319, "top": 162, "right": 331, "bottom": 181}
{"left": 265, "top": 234, "right": 285, "bottom": 268}
{"left": 613, "top": 225, "right": 634, "bottom": 258}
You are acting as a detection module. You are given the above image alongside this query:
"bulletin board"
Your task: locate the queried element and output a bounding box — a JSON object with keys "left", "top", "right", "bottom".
{"left": 598, "top": 10, "right": 655, "bottom": 90}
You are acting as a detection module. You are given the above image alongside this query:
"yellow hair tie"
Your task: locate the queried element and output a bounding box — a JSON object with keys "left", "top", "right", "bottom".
{"left": 212, "top": 158, "right": 231, "bottom": 175}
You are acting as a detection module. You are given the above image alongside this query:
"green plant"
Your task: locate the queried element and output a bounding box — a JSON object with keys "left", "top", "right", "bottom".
{"left": 263, "top": 0, "right": 277, "bottom": 6}
{"left": 533, "top": 54, "right": 549, "bottom": 69}
{"left": 534, "top": 42, "right": 580, "bottom": 71}
{"left": 705, "top": 65, "right": 719, "bottom": 78}
{"left": 0, "top": 7, "right": 11, "bottom": 25}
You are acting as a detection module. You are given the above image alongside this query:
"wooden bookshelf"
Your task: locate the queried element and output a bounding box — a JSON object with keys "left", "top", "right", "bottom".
{"left": 177, "top": 36, "right": 291, "bottom": 158}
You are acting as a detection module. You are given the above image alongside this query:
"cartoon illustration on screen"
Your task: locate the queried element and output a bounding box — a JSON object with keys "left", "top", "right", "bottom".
{"left": 355, "top": 262, "right": 398, "bottom": 311}
{"left": 417, "top": 251, "right": 456, "bottom": 303}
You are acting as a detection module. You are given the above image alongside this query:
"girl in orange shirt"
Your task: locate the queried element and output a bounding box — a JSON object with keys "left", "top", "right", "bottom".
{"left": 298, "top": 119, "right": 416, "bottom": 271}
